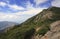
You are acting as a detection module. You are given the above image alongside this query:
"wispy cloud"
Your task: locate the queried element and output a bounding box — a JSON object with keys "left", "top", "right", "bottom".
{"left": 34, "top": 0, "right": 48, "bottom": 6}
{"left": 0, "top": 7, "right": 44, "bottom": 23}
{"left": 8, "top": 5, "right": 25, "bottom": 10}
{"left": 0, "top": 12, "right": 23, "bottom": 23}
{"left": 52, "top": 0, "right": 60, "bottom": 7}
{"left": 0, "top": 5, "right": 44, "bottom": 23}
{"left": 0, "top": 2, "right": 7, "bottom": 6}
{"left": 0, "top": 0, "right": 50, "bottom": 23}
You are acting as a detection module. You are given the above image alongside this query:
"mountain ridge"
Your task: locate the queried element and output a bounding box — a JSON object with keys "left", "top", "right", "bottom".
{"left": 0, "top": 6, "right": 60, "bottom": 39}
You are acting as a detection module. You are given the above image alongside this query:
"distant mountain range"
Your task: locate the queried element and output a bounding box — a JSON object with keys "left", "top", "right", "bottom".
{"left": 0, "top": 7, "right": 60, "bottom": 39}
{"left": 0, "top": 21, "right": 18, "bottom": 30}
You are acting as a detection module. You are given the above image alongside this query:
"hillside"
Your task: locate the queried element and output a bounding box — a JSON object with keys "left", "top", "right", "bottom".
{"left": 0, "top": 7, "right": 60, "bottom": 39}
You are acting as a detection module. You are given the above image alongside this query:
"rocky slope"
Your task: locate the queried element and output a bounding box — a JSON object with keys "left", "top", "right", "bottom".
{"left": 32, "top": 21, "right": 60, "bottom": 39}
{"left": 0, "top": 7, "right": 60, "bottom": 39}
{"left": 41, "top": 21, "right": 60, "bottom": 39}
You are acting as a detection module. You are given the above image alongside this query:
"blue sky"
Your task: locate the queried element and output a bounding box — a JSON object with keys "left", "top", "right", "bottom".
{"left": 0, "top": 0, "right": 60, "bottom": 23}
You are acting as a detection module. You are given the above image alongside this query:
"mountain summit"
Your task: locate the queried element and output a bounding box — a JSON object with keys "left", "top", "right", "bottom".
{"left": 0, "top": 7, "right": 60, "bottom": 39}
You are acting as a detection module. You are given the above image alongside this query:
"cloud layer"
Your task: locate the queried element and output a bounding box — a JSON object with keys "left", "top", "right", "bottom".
{"left": 0, "top": 0, "right": 60, "bottom": 23}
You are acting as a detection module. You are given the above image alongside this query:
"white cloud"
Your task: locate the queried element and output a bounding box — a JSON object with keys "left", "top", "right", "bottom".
{"left": 52, "top": 0, "right": 60, "bottom": 7}
{"left": 8, "top": 5, "right": 25, "bottom": 10}
{"left": 0, "top": 2, "right": 7, "bottom": 6}
{"left": 0, "top": 12, "right": 21, "bottom": 23}
{"left": 34, "top": 0, "right": 47, "bottom": 5}
{"left": 16, "top": 8, "right": 44, "bottom": 15}
{"left": 26, "top": 1, "right": 34, "bottom": 9}
{"left": 0, "top": 13, "right": 18, "bottom": 20}
{"left": 0, "top": 1, "right": 46, "bottom": 23}
{"left": 0, "top": 7, "right": 44, "bottom": 23}
{"left": 19, "top": 1, "right": 45, "bottom": 15}
{"left": 0, "top": 2, "right": 25, "bottom": 10}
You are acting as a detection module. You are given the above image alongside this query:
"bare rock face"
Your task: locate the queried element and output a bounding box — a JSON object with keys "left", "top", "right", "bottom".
{"left": 31, "top": 21, "right": 60, "bottom": 39}
{"left": 41, "top": 21, "right": 60, "bottom": 39}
